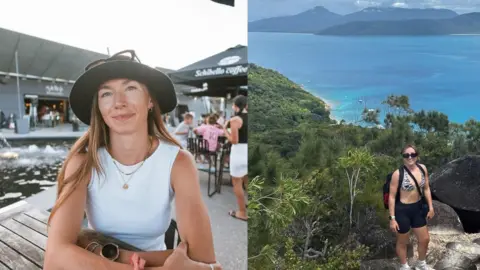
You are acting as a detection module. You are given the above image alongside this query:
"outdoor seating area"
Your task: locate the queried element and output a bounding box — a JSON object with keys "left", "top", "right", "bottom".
{"left": 188, "top": 136, "right": 232, "bottom": 197}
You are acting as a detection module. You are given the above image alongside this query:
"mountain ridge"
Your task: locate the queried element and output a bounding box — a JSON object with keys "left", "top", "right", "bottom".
{"left": 249, "top": 6, "right": 459, "bottom": 34}
{"left": 317, "top": 12, "right": 480, "bottom": 35}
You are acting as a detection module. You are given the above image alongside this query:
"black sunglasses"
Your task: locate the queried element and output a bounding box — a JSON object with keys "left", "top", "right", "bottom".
{"left": 84, "top": 50, "right": 142, "bottom": 71}
{"left": 402, "top": 153, "right": 418, "bottom": 159}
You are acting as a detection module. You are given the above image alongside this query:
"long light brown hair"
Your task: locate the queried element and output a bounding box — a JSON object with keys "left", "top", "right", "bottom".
{"left": 48, "top": 90, "right": 181, "bottom": 225}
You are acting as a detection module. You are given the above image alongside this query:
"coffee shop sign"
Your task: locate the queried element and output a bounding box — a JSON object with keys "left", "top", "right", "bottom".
{"left": 45, "top": 85, "right": 64, "bottom": 95}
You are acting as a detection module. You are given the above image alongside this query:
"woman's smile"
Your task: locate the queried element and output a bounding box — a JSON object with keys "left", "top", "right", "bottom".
{"left": 112, "top": 113, "right": 135, "bottom": 121}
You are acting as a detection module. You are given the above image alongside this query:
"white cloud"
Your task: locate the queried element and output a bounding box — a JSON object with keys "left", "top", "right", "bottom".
{"left": 355, "top": 0, "right": 381, "bottom": 7}
{"left": 0, "top": 0, "right": 247, "bottom": 70}
{"left": 392, "top": 1, "right": 408, "bottom": 7}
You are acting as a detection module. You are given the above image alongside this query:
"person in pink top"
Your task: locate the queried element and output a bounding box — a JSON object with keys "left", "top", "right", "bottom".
{"left": 194, "top": 115, "right": 224, "bottom": 152}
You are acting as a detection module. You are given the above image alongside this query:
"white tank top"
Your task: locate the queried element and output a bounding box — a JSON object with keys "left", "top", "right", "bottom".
{"left": 85, "top": 140, "right": 179, "bottom": 251}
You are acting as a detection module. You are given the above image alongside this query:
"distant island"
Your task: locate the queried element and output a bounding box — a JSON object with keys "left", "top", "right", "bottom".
{"left": 318, "top": 12, "right": 480, "bottom": 36}
{"left": 248, "top": 6, "right": 480, "bottom": 35}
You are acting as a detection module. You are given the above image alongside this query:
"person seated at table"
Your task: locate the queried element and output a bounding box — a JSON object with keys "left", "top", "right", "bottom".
{"left": 44, "top": 50, "right": 220, "bottom": 270}
{"left": 174, "top": 112, "right": 194, "bottom": 148}
{"left": 194, "top": 116, "right": 224, "bottom": 153}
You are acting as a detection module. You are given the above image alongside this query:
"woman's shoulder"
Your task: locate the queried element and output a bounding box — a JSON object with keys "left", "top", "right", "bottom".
{"left": 63, "top": 152, "right": 89, "bottom": 180}
{"left": 67, "top": 152, "right": 87, "bottom": 167}
{"left": 417, "top": 163, "right": 428, "bottom": 172}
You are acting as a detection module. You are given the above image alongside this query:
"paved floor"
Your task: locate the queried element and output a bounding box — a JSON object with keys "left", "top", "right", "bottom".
{"left": 186, "top": 171, "right": 247, "bottom": 270}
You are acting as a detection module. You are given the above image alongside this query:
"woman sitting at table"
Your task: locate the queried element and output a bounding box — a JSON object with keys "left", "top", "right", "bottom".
{"left": 194, "top": 115, "right": 224, "bottom": 154}
{"left": 44, "top": 50, "right": 220, "bottom": 270}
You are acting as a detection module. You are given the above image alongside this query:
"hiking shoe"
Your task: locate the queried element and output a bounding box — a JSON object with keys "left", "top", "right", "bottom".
{"left": 415, "top": 261, "right": 430, "bottom": 270}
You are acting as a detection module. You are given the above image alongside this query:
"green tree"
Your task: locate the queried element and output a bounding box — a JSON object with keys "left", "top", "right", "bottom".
{"left": 338, "top": 148, "right": 377, "bottom": 227}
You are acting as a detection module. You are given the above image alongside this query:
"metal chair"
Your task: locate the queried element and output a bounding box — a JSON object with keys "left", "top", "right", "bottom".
{"left": 217, "top": 142, "right": 232, "bottom": 192}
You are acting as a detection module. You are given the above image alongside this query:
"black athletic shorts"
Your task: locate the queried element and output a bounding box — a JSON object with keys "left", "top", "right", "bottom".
{"left": 394, "top": 199, "right": 427, "bottom": 234}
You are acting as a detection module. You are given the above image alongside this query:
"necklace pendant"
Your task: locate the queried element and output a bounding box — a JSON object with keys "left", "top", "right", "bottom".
{"left": 122, "top": 184, "right": 129, "bottom": 189}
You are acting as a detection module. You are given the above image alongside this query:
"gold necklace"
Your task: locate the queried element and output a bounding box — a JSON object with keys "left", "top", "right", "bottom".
{"left": 109, "top": 136, "right": 153, "bottom": 190}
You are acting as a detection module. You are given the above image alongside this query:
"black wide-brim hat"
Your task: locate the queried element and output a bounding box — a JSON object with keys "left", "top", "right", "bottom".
{"left": 69, "top": 60, "right": 177, "bottom": 125}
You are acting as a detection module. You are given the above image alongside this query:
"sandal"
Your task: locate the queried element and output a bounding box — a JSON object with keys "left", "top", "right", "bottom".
{"left": 228, "top": 210, "right": 248, "bottom": 221}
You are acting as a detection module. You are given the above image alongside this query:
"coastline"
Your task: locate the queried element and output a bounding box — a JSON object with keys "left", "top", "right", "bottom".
{"left": 300, "top": 84, "right": 344, "bottom": 122}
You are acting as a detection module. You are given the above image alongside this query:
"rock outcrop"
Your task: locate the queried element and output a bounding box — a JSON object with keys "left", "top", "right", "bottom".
{"left": 429, "top": 155, "right": 480, "bottom": 212}
{"left": 429, "top": 155, "right": 480, "bottom": 233}
{"left": 428, "top": 200, "right": 464, "bottom": 235}
{"left": 361, "top": 233, "right": 480, "bottom": 269}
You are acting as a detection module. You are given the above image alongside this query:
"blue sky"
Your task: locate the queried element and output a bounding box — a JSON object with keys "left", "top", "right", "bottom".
{"left": 0, "top": 0, "right": 247, "bottom": 70}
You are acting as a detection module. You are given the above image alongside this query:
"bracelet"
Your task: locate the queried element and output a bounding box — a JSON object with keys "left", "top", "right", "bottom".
{"left": 85, "top": 241, "right": 101, "bottom": 253}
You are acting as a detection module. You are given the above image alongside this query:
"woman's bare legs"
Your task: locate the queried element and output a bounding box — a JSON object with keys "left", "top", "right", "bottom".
{"left": 230, "top": 176, "right": 247, "bottom": 220}
{"left": 412, "top": 226, "right": 430, "bottom": 261}
{"left": 396, "top": 232, "right": 410, "bottom": 265}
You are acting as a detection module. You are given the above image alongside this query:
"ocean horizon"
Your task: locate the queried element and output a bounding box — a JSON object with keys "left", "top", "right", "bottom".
{"left": 249, "top": 32, "right": 480, "bottom": 124}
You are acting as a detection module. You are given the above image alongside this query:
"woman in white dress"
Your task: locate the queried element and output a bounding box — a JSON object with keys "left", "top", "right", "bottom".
{"left": 223, "top": 95, "right": 248, "bottom": 221}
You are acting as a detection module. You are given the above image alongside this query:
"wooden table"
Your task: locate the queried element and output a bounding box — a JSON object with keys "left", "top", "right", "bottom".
{"left": 0, "top": 201, "right": 178, "bottom": 270}
{"left": 0, "top": 202, "right": 50, "bottom": 269}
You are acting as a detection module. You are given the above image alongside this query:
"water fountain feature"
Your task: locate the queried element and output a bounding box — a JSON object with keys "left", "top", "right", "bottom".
{"left": 0, "top": 138, "right": 74, "bottom": 208}
{"left": 0, "top": 133, "right": 18, "bottom": 159}
{"left": 0, "top": 133, "right": 11, "bottom": 148}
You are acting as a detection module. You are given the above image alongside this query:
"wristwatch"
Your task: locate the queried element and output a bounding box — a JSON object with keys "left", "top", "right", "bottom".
{"left": 389, "top": 215, "right": 395, "bottom": 220}
{"left": 100, "top": 243, "right": 120, "bottom": 261}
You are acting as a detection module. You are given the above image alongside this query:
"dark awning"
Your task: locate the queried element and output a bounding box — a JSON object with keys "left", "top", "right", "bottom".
{"left": 183, "top": 86, "right": 247, "bottom": 98}
{"left": 169, "top": 45, "right": 247, "bottom": 89}
{"left": 0, "top": 27, "right": 107, "bottom": 83}
{"left": 211, "top": 0, "right": 234, "bottom": 7}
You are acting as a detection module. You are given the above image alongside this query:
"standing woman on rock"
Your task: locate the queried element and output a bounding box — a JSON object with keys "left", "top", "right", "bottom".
{"left": 388, "top": 145, "right": 435, "bottom": 270}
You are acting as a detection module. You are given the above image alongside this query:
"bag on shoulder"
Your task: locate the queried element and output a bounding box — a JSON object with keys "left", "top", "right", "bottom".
{"left": 383, "top": 165, "right": 403, "bottom": 209}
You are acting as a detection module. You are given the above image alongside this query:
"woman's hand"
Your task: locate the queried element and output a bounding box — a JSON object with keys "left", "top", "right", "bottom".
{"left": 163, "top": 242, "right": 222, "bottom": 270}
{"left": 390, "top": 220, "right": 400, "bottom": 233}
{"left": 427, "top": 208, "right": 435, "bottom": 220}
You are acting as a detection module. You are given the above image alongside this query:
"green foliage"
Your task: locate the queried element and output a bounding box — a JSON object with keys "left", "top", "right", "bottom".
{"left": 248, "top": 65, "right": 480, "bottom": 269}
{"left": 248, "top": 176, "right": 312, "bottom": 270}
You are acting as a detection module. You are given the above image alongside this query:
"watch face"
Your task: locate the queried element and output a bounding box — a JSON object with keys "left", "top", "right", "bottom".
{"left": 102, "top": 244, "right": 119, "bottom": 260}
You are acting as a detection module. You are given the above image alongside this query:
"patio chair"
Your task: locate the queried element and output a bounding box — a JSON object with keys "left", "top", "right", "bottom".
{"left": 187, "top": 137, "right": 196, "bottom": 154}
{"left": 193, "top": 138, "right": 219, "bottom": 196}
{"left": 217, "top": 142, "right": 232, "bottom": 192}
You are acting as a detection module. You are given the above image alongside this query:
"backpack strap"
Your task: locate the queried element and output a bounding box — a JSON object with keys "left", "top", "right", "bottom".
{"left": 403, "top": 165, "right": 424, "bottom": 198}
{"left": 416, "top": 162, "right": 426, "bottom": 177}
{"left": 395, "top": 165, "right": 404, "bottom": 202}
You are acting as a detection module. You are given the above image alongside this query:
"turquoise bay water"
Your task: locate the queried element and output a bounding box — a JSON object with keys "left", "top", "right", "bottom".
{"left": 249, "top": 32, "right": 480, "bottom": 124}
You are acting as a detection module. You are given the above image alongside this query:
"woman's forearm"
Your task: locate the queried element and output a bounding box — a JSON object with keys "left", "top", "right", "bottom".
{"left": 44, "top": 243, "right": 136, "bottom": 270}
{"left": 223, "top": 130, "right": 232, "bottom": 142}
{"left": 388, "top": 195, "right": 396, "bottom": 217}
{"left": 425, "top": 187, "right": 434, "bottom": 208}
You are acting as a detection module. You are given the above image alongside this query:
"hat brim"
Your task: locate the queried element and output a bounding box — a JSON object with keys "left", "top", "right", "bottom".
{"left": 69, "top": 60, "right": 177, "bottom": 125}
